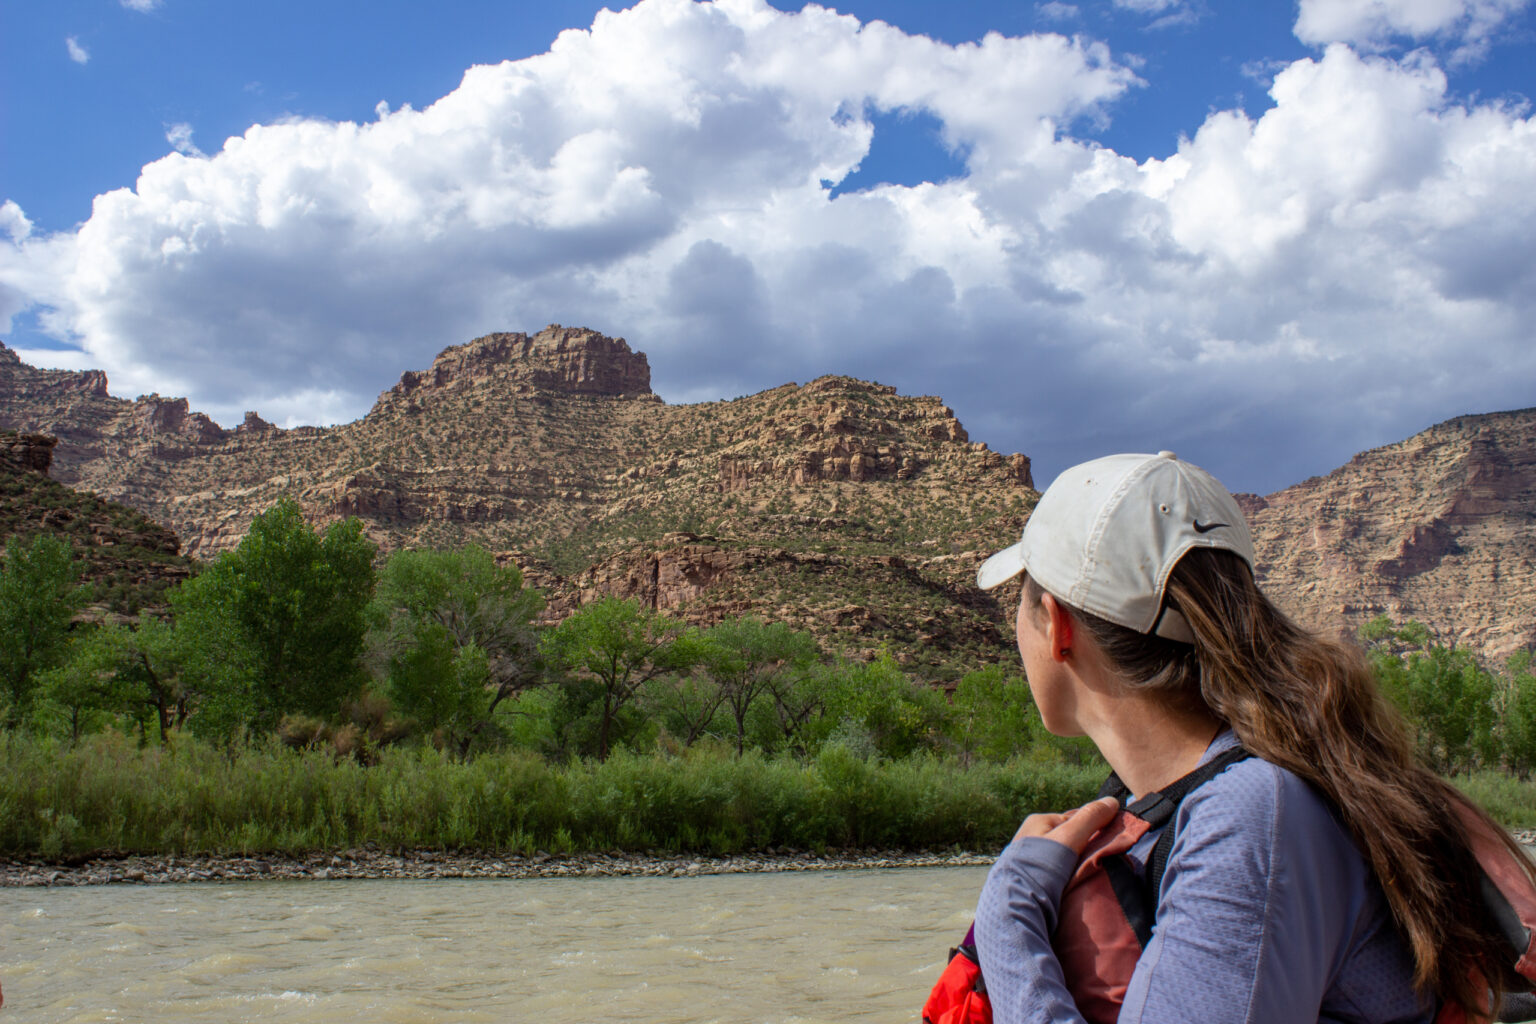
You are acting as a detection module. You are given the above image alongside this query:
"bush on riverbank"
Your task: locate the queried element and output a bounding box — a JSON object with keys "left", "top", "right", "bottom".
{"left": 0, "top": 731, "right": 1105, "bottom": 859}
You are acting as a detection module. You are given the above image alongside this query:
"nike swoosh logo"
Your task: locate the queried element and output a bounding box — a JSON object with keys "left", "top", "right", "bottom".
{"left": 1192, "top": 520, "right": 1229, "bottom": 533}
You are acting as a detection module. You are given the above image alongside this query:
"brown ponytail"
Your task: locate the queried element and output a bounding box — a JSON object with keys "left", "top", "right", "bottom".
{"left": 1025, "top": 548, "right": 1525, "bottom": 1013}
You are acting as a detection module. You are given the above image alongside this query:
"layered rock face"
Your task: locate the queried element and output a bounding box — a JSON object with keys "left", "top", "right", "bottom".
{"left": 1247, "top": 408, "right": 1536, "bottom": 661}
{"left": 0, "top": 327, "right": 1035, "bottom": 673}
{"left": 388, "top": 326, "right": 652, "bottom": 401}
{"left": 3, "top": 324, "right": 1530, "bottom": 668}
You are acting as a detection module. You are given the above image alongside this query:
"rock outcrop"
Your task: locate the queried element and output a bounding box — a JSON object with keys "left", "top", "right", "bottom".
{"left": 384, "top": 326, "right": 652, "bottom": 407}
{"left": 1248, "top": 408, "right": 1536, "bottom": 661}
{"left": 2, "top": 326, "right": 1531, "bottom": 669}
{"left": 131, "top": 395, "right": 225, "bottom": 444}
{"left": 0, "top": 432, "right": 57, "bottom": 476}
{"left": 0, "top": 429, "right": 192, "bottom": 614}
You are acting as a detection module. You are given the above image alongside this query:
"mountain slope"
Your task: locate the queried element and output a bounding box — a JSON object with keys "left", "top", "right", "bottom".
{"left": 0, "top": 328, "right": 1036, "bottom": 674}
{"left": 3, "top": 330, "right": 1531, "bottom": 666}
{"left": 1243, "top": 408, "right": 1536, "bottom": 661}
{"left": 0, "top": 430, "right": 193, "bottom": 615}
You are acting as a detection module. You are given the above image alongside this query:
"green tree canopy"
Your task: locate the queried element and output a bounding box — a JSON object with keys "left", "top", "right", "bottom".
{"left": 821, "top": 653, "right": 946, "bottom": 760}
{"left": 171, "top": 498, "right": 375, "bottom": 737}
{"left": 1365, "top": 618, "right": 1496, "bottom": 773}
{"left": 41, "top": 618, "right": 185, "bottom": 742}
{"left": 0, "top": 533, "right": 85, "bottom": 729}
{"left": 697, "top": 617, "right": 819, "bottom": 754}
{"left": 369, "top": 545, "right": 545, "bottom": 757}
{"left": 947, "top": 664, "right": 1039, "bottom": 765}
{"left": 541, "top": 597, "right": 700, "bottom": 759}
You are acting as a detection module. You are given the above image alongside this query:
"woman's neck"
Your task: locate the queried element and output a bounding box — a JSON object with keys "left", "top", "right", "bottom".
{"left": 1088, "top": 699, "right": 1224, "bottom": 797}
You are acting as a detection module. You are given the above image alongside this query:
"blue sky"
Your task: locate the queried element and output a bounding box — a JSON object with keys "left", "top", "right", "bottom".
{"left": 2, "top": 0, "right": 1534, "bottom": 493}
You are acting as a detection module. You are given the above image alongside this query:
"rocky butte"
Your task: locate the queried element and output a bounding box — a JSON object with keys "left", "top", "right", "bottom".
{"left": 0, "top": 327, "right": 1530, "bottom": 669}
{"left": 0, "top": 326, "right": 1035, "bottom": 674}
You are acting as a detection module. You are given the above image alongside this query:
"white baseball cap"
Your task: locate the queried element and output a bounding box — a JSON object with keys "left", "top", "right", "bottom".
{"left": 976, "top": 451, "right": 1254, "bottom": 644}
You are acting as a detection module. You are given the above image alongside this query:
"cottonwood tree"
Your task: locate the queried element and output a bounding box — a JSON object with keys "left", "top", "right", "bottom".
{"left": 821, "top": 654, "right": 946, "bottom": 760}
{"left": 0, "top": 533, "right": 84, "bottom": 729}
{"left": 645, "top": 670, "right": 729, "bottom": 748}
{"left": 698, "top": 617, "right": 818, "bottom": 755}
{"left": 42, "top": 618, "right": 186, "bottom": 742}
{"left": 369, "top": 545, "right": 544, "bottom": 757}
{"left": 541, "top": 597, "right": 700, "bottom": 759}
{"left": 764, "top": 662, "right": 834, "bottom": 757}
{"left": 946, "top": 663, "right": 1038, "bottom": 765}
{"left": 1364, "top": 617, "right": 1496, "bottom": 773}
{"left": 173, "top": 498, "right": 375, "bottom": 738}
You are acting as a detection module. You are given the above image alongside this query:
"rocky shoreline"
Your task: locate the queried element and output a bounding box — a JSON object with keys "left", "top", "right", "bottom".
{"left": 0, "top": 848, "right": 997, "bottom": 888}
{"left": 11, "top": 831, "right": 1534, "bottom": 888}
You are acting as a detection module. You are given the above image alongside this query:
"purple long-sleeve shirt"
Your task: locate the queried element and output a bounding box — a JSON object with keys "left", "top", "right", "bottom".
{"left": 974, "top": 731, "right": 1435, "bottom": 1024}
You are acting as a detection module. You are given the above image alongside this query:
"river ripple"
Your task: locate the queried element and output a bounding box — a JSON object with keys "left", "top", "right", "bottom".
{"left": 1, "top": 866, "right": 989, "bottom": 1023}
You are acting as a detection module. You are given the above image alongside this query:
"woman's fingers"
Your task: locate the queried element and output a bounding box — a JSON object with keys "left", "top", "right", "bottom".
{"left": 1014, "top": 796, "right": 1122, "bottom": 853}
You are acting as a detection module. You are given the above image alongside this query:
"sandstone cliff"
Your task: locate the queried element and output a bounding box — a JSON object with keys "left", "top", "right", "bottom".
{"left": 1248, "top": 408, "right": 1536, "bottom": 661}
{"left": 0, "top": 327, "right": 1035, "bottom": 674}
{"left": 3, "top": 327, "right": 1530, "bottom": 669}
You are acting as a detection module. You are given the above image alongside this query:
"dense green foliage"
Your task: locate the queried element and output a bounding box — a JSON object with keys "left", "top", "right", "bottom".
{"left": 4, "top": 496, "right": 1535, "bottom": 860}
{"left": 0, "top": 731, "right": 1104, "bottom": 857}
{"left": 0, "top": 533, "right": 86, "bottom": 729}
{"left": 370, "top": 546, "right": 543, "bottom": 757}
{"left": 1363, "top": 616, "right": 1536, "bottom": 777}
{"left": 541, "top": 597, "right": 704, "bottom": 759}
{"left": 171, "top": 498, "right": 376, "bottom": 738}
{"left": 3, "top": 498, "right": 1052, "bottom": 770}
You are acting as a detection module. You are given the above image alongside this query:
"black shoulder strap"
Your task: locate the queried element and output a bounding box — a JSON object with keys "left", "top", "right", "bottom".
{"left": 1141, "top": 746, "right": 1252, "bottom": 900}
{"left": 1101, "top": 745, "right": 1252, "bottom": 948}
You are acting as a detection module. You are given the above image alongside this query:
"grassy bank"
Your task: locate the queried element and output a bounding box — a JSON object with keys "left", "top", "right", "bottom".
{"left": 0, "top": 733, "right": 1104, "bottom": 859}
{"left": 7, "top": 734, "right": 1533, "bottom": 862}
{"left": 1450, "top": 772, "right": 1536, "bottom": 830}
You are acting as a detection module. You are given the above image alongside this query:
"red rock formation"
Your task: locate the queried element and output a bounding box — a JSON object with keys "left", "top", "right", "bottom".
{"left": 386, "top": 325, "right": 652, "bottom": 407}
{"left": 131, "top": 395, "right": 225, "bottom": 443}
{"left": 1248, "top": 408, "right": 1536, "bottom": 660}
{"left": 0, "top": 433, "right": 57, "bottom": 475}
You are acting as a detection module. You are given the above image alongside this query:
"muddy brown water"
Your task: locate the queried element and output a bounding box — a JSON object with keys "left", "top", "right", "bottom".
{"left": 1, "top": 866, "right": 989, "bottom": 1023}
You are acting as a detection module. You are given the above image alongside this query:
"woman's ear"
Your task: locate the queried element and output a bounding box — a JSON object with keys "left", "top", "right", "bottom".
{"left": 1040, "top": 592, "right": 1074, "bottom": 663}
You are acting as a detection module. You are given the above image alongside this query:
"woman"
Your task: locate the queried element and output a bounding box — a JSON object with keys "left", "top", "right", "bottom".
{"left": 968, "top": 451, "right": 1532, "bottom": 1024}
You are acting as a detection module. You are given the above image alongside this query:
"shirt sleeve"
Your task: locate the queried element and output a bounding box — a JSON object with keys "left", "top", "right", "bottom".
{"left": 972, "top": 761, "right": 1380, "bottom": 1024}
{"left": 973, "top": 836, "right": 1083, "bottom": 1024}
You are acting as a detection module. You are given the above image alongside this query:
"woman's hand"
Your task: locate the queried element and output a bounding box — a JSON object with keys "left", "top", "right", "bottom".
{"left": 1014, "top": 795, "right": 1121, "bottom": 854}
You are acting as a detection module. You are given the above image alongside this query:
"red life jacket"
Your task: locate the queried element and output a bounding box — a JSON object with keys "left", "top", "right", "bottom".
{"left": 923, "top": 747, "right": 1536, "bottom": 1024}
{"left": 922, "top": 924, "right": 990, "bottom": 1024}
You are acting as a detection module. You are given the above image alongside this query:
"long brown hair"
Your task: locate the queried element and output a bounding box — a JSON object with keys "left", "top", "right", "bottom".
{"left": 1024, "top": 548, "right": 1524, "bottom": 1013}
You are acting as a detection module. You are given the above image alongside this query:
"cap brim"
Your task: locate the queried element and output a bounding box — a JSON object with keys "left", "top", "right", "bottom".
{"left": 977, "top": 541, "right": 1027, "bottom": 591}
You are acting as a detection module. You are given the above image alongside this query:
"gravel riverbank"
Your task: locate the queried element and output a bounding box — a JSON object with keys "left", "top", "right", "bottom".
{"left": 0, "top": 848, "right": 997, "bottom": 887}
{"left": 11, "top": 831, "right": 1534, "bottom": 888}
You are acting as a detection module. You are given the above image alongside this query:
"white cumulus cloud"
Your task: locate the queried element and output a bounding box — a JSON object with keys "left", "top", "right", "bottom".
{"left": 2, "top": 0, "right": 1534, "bottom": 493}
{"left": 1295, "top": 0, "right": 1531, "bottom": 62}
{"left": 120, "top": 0, "right": 163, "bottom": 12}
{"left": 66, "top": 37, "right": 90, "bottom": 64}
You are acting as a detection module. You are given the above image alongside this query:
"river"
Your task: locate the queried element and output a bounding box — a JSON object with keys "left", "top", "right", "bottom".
{"left": 1, "top": 866, "right": 989, "bottom": 1022}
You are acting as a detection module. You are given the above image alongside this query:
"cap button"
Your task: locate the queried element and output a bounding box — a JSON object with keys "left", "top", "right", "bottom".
{"left": 1157, "top": 450, "right": 1177, "bottom": 460}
